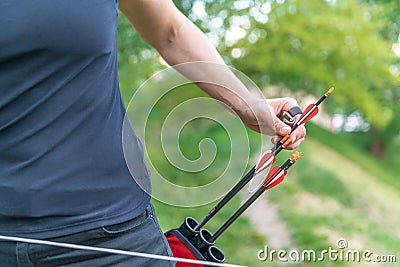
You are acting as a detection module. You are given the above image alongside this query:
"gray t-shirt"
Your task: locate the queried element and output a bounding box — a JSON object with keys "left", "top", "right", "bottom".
{"left": 0, "top": 0, "right": 150, "bottom": 238}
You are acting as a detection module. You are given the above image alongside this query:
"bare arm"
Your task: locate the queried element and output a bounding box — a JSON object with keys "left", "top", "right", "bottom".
{"left": 119, "top": 0, "right": 306, "bottom": 148}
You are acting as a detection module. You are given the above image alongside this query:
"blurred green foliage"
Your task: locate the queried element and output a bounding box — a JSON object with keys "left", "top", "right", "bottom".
{"left": 230, "top": 0, "right": 399, "bottom": 155}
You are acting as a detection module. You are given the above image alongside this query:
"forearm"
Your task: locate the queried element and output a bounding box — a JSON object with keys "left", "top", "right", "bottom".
{"left": 155, "top": 16, "right": 256, "bottom": 111}
{"left": 119, "top": 0, "right": 255, "bottom": 111}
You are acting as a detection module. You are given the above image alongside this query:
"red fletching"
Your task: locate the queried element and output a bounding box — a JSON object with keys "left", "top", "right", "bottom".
{"left": 298, "top": 104, "right": 319, "bottom": 125}
{"left": 266, "top": 171, "right": 286, "bottom": 190}
{"left": 255, "top": 152, "right": 276, "bottom": 173}
{"left": 263, "top": 168, "right": 286, "bottom": 189}
{"left": 262, "top": 166, "right": 280, "bottom": 187}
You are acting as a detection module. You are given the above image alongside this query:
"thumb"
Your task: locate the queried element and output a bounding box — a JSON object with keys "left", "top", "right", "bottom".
{"left": 275, "top": 118, "right": 291, "bottom": 136}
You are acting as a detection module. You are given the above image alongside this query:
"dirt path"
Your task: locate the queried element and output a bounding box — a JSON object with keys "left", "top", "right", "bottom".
{"left": 240, "top": 148, "right": 292, "bottom": 249}
{"left": 241, "top": 189, "right": 292, "bottom": 248}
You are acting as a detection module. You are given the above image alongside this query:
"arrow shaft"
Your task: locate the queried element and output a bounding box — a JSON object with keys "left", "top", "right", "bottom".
{"left": 209, "top": 186, "right": 265, "bottom": 242}
{"left": 315, "top": 94, "right": 327, "bottom": 106}
{"left": 273, "top": 142, "right": 283, "bottom": 153}
{"left": 194, "top": 167, "right": 256, "bottom": 230}
{"left": 296, "top": 87, "right": 333, "bottom": 126}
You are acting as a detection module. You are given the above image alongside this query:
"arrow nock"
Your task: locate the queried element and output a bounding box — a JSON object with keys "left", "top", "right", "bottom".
{"left": 282, "top": 137, "right": 292, "bottom": 148}
{"left": 290, "top": 151, "right": 303, "bottom": 163}
{"left": 325, "top": 87, "right": 334, "bottom": 96}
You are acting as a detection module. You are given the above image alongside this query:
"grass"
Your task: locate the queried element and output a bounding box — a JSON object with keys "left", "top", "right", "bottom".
{"left": 260, "top": 124, "right": 400, "bottom": 267}
{"left": 305, "top": 123, "right": 400, "bottom": 190}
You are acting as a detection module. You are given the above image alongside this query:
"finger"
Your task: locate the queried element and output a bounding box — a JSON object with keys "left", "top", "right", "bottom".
{"left": 289, "top": 124, "right": 306, "bottom": 143}
{"left": 283, "top": 98, "right": 301, "bottom": 112}
{"left": 272, "top": 136, "right": 279, "bottom": 144}
{"left": 268, "top": 97, "right": 300, "bottom": 115}
{"left": 285, "top": 137, "right": 305, "bottom": 150}
{"left": 271, "top": 136, "right": 275, "bottom": 144}
{"left": 272, "top": 126, "right": 305, "bottom": 147}
{"left": 272, "top": 135, "right": 285, "bottom": 144}
{"left": 274, "top": 115, "right": 291, "bottom": 136}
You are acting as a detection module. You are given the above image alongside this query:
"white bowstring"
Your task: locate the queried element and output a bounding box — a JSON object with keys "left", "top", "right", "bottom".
{"left": 0, "top": 235, "right": 246, "bottom": 267}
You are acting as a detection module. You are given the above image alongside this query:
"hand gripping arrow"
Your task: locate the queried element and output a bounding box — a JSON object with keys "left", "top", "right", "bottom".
{"left": 194, "top": 88, "right": 333, "bottom": 231}
{"left": 209, "top": 152, "right": 303, "bottom": 243}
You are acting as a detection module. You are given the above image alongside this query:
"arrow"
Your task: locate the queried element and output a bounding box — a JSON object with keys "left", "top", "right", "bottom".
{"left": 274, "top": 87, "right": 334, "bottom": 150}
{"left": 264, "top": 151, "right": 302, "bottom": 189}
{"left": 296, "top": 87, "right": 334, "bottom": 127}
{"left": 194, "top": 88, "right": 333, "bottom": 230}
{"left": 209, "top": 152, "right": 303, "bottom": 243}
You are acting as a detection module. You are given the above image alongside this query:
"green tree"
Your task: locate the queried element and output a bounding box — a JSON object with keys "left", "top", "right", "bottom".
{"left": 228, "top": 0, "right": 399, "bottom": 157}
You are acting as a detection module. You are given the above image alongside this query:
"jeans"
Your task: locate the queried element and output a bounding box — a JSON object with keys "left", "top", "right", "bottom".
{"left": 0, "top": 204, "right": 175, "bottom": 267}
